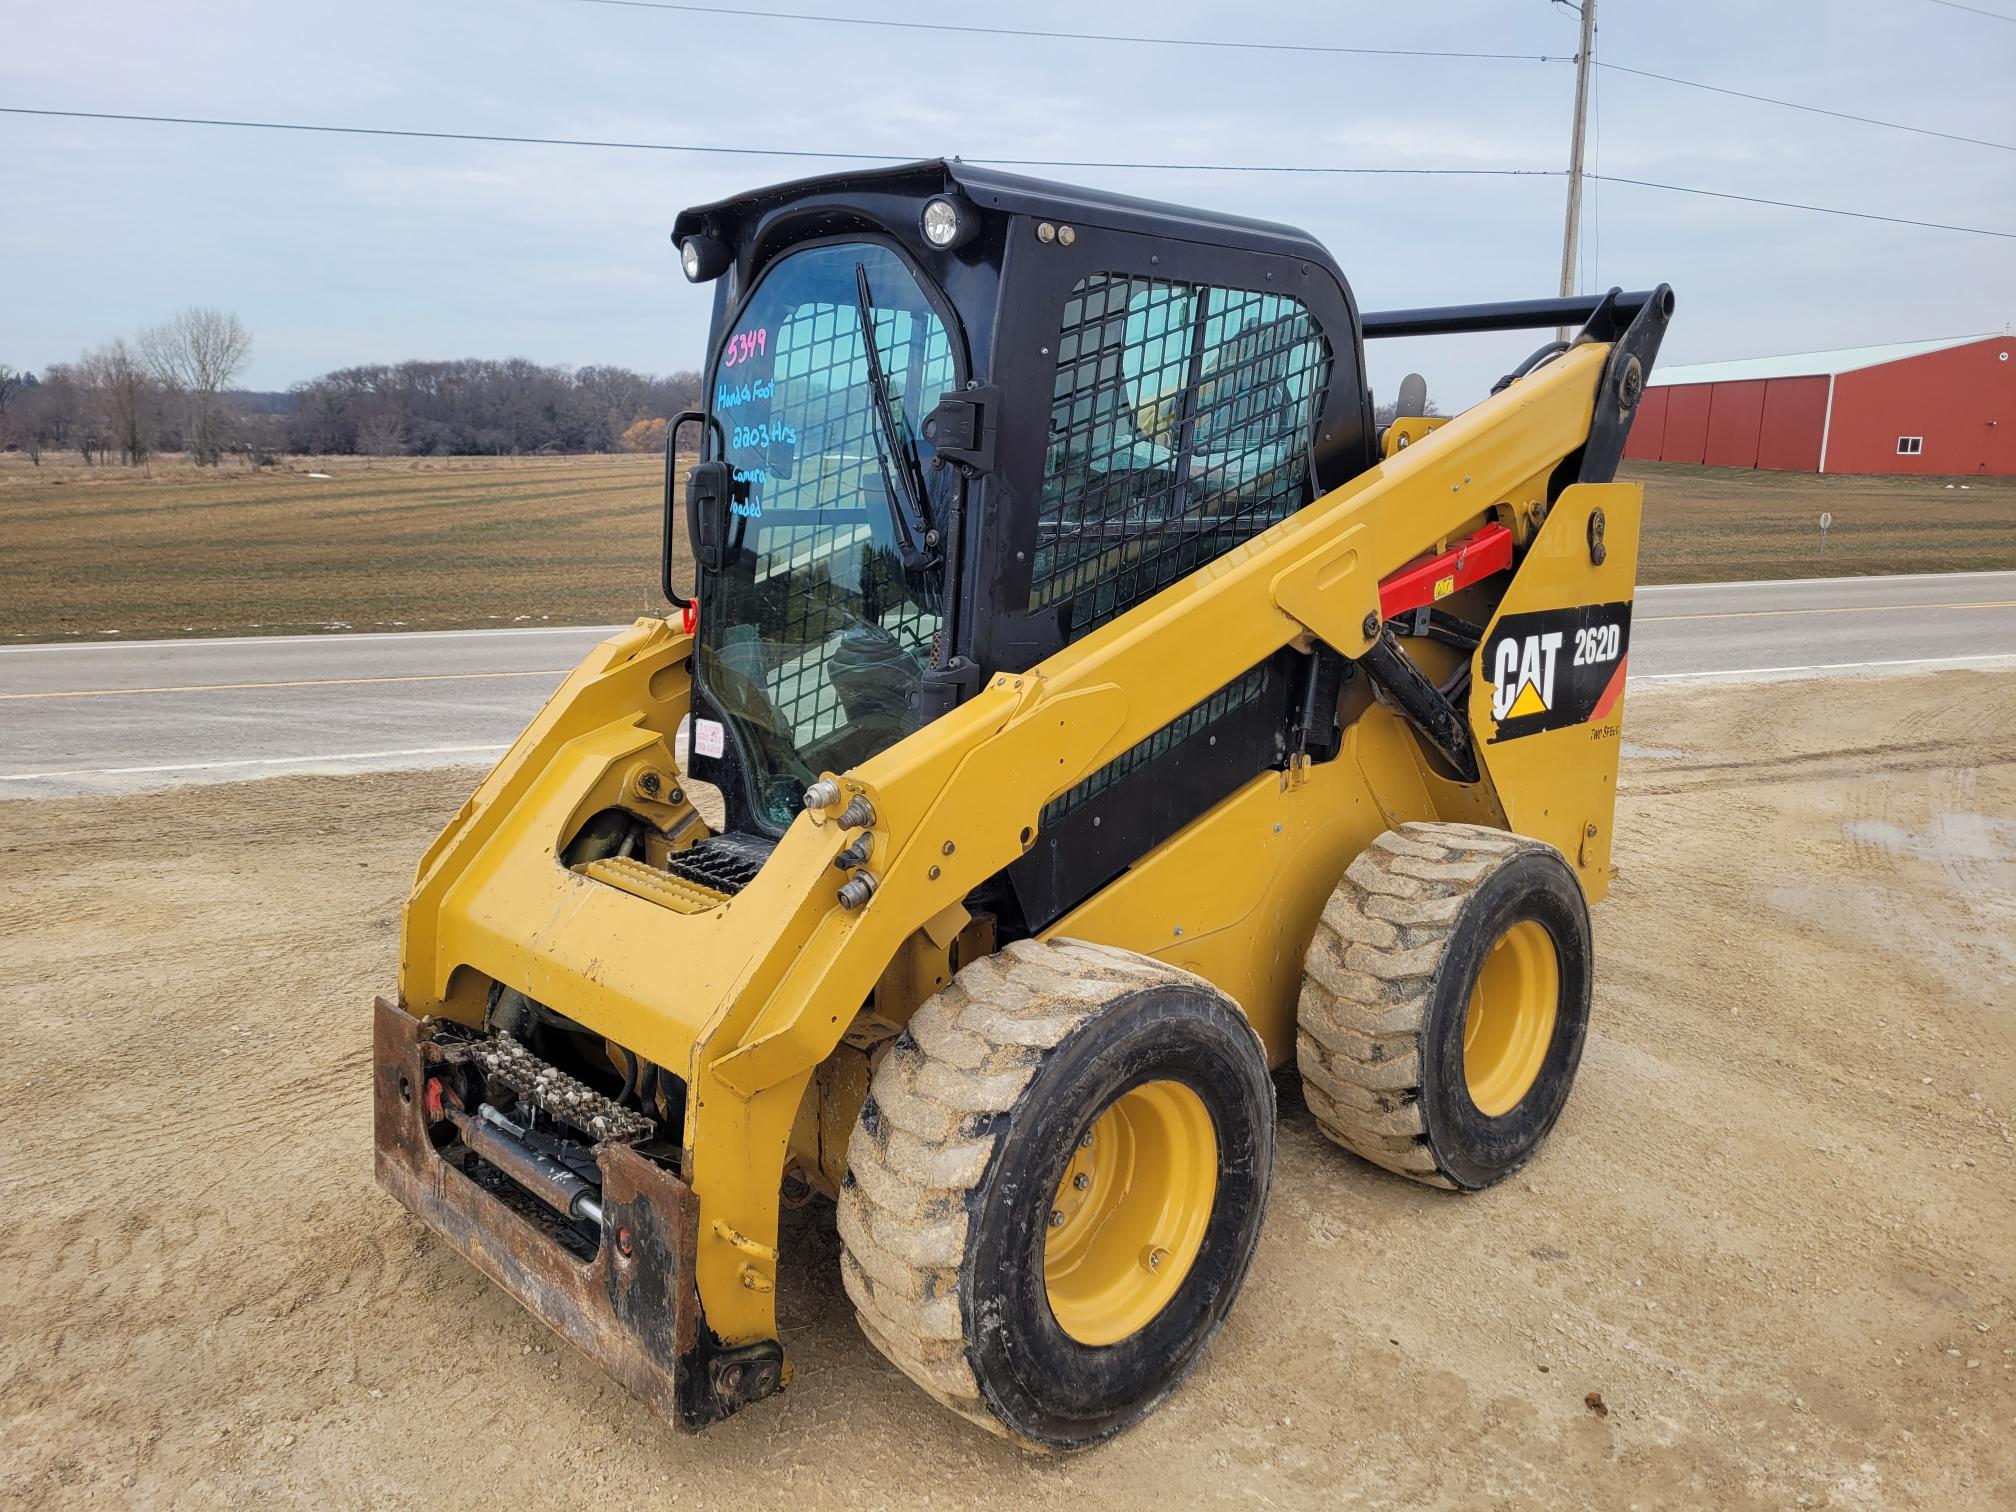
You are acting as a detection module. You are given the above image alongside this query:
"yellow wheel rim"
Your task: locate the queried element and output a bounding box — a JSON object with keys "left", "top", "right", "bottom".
{"left": 1043, "top": 1080, "right": 1218, "bottom": 1347}
{"left": 1462, "top": 919, "right": 1560, "bottom": 1117}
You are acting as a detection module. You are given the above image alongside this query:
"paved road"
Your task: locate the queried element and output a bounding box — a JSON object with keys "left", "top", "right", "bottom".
{"left": 4, "top": 572, "right": 2013, "bottom": 800}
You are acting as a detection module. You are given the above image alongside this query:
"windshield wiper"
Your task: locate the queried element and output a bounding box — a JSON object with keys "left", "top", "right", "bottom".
{"left": 854, "top": 261, "right": 939, "bottom": 572}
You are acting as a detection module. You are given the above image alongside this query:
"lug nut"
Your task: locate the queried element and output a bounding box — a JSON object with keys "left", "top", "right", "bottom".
{"left": 1080, "top": 1131, "right": 1094, "bottom": 1148}
{"left": 1049, "top": 1208, "right": 1066, "bottom": 1227}
{"left": 1073, "top": 1172, "right": 1090, "bottom": 1191}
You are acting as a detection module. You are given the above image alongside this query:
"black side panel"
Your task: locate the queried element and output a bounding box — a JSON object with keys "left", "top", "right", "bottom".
{"left": 1007, "top": 652, "right": 1297, "bottom": 932}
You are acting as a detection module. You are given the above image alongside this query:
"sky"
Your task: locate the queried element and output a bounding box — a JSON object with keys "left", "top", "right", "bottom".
{"left": 3, "top": 0, "right": 2013, "bottom": 407}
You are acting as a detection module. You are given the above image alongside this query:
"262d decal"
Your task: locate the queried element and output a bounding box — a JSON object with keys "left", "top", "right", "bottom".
{"left": 1481, "top": 600, "right": 1632, "bottom": 742}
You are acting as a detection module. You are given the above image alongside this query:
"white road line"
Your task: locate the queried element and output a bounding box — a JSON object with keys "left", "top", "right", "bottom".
{"left": 0, "top": 625, "right": 624, "bottom": 655}
{"left": 1635, "top": 570, "right": 2016, "bottom": 593}
{"left": 1631, "top": 653, "right": 2016, "bottom": 683}
{"left": 1638, "top": 599, "right": 2016, "bottom": 624}
{"left": 0, "top": 669, "right": 573, "bottom": 701}
{"left": 0, "top": 744, "right": 510, "bottom": 782}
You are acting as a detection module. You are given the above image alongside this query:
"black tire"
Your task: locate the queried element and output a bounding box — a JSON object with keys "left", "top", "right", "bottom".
{"left": 837, "top": 938, "right": 1275, "bottom": 1451}
{"left": 1297, "top": 823, "right": 1592, "bottom": 1192}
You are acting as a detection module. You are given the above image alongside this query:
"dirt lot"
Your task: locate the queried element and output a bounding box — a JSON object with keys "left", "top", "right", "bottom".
{"left": 1, "top": 672, "right": 2012, "bottom": 1509}
{"left": 4, "top": 451, "right": 2012, "bottom": 642}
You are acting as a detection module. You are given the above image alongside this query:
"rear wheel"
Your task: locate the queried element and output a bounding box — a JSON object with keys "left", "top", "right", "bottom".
{"left": 837, "top": 938, "right": 1274, "bottom": 1450}
{"left": 1297, "top": 823, "right": 1592, "bottom": 1191}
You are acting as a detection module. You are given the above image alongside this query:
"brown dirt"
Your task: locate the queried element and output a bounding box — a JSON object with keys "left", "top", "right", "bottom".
{"left": 1, "top": 671, "right": 2012, "bottom": 1509}
{"left": 5, "top": 450, "right": 2011, "bottom": 643}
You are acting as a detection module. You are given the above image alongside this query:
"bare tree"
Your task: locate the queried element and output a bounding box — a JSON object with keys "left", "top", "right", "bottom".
{"left": 357, "top": 410, "right": 407, "bottom": 460}
{"left": 14, "top": 367, "right": 80, "bottom": 464}
{"left": 141, "top": 306, "right": 251, "bottom": 465}
{"left": 78, "top": 340, "right": 162, "bottom": 466}
{"left": 0, "top": 365, "right": 22, "bottom": 444}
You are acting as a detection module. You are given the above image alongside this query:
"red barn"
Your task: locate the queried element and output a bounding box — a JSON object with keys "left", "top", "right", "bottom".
{"left": 1627, "top": 333, "right": 2014, "bottom": 475}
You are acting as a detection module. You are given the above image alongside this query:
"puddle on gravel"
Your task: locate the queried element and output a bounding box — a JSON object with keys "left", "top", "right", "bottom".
{"left": 1844, "top": 813, "right": 2016, "bottom": 879}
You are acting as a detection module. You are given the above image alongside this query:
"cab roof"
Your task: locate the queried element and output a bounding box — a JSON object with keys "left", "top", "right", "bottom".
{"left": 672, "top": 157, "right": 1344, "bottom": 275}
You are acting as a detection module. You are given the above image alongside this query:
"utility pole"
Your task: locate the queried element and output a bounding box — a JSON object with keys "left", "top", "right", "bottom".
{"left": 1556, "top": 0, "right": 1595, "bottom": 340}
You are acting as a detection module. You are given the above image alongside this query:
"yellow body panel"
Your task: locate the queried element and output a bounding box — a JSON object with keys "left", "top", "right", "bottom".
{"left": 1468, "top": 480, "right": 1644, "bottom": 899}
{"left": 393, "top": 339, "right": 1641, "bottom": 1351}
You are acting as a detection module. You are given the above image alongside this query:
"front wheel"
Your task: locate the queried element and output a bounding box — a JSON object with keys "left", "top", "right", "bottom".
{"left": 837, "top": 939, "right": 1275, "bottom": 1451}
{"left": 1297, "top": 823, "right": 1593, "bottom": 1191}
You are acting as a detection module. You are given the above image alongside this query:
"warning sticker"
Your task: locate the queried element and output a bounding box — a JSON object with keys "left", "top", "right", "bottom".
{"left": 694, "top": 717, "right": 727, "bottom": 759}
{"left": 1481, "top": 600, "right": 1632, "bottom": 742}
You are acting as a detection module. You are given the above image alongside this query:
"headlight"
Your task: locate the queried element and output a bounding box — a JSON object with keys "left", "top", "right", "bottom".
{"left": 919, "top": 196, "right": 977, "bottom": 252}
{"left": 677, "top": 233, "right": 730, "bottom": 283}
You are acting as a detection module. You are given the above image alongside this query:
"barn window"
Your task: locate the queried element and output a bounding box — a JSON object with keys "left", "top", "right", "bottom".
{"left": 1896, "top": 436, "right": 1923, "bottom": 456}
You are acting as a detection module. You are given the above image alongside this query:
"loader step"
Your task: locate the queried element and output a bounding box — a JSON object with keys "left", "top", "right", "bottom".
{"left": 578, "top": 855, "right": 731, "bottom": 913}
{"left": 662, "top": 832, "right": 774, "bottom": 895}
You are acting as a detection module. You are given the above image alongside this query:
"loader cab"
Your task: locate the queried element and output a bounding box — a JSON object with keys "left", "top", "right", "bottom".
{"left": 671, "top": 160, "right": 1376, "bottom": 839}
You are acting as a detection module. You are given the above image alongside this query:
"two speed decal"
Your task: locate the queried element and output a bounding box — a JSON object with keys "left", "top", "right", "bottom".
{"left": 1481, "top": 601, "right": 1632, "bottom": 742}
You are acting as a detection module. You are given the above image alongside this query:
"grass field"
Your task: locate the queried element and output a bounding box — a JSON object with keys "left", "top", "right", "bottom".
{"left": 2, "top": 451, "right": 2011, "bottom": 642}
{"left": 1627, "top": 461, "right": 2016, "bottom": 584}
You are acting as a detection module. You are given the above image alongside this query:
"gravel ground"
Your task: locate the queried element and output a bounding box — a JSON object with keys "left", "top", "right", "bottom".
{"left": 1, "top": 670, "right": 2011, "bottom": 1509}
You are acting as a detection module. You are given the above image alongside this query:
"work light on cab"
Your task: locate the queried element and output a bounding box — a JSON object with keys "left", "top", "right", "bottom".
{"left": 920, "top": 195, "right": 976, "bottom": 250}
{"left": 678, "top": 233, "right": 729, "bottom": 282}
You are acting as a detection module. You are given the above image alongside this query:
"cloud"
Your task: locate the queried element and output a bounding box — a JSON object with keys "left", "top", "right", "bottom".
{"left": 4, "top": 0, "right": 2010, "bottom": 402}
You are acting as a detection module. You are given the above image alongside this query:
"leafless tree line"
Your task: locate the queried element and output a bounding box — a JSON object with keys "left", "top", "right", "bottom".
{"left": 285, "top": 359, "right": 702, "bottom": 457}
{"left": 2, "top": 333, "right": 702, "bottom": 464}
{"left": 0, "top": 307, "right": 251, "bottom": 466}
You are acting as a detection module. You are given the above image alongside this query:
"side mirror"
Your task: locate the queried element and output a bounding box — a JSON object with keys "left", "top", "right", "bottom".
{"left": 686, "top": 459, "right": 733, "bottom": 573}
{"left": 665, "top": 410, "right": 724, "bottom": 607}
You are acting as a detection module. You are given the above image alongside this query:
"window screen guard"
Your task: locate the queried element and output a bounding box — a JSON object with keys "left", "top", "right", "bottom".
{"left": 1031, "top": 273, "right": 1334, "bottom": 643}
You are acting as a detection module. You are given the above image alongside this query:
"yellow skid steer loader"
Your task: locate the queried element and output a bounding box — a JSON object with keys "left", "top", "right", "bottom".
{"left": 373, "top": 160, "right": 1671, "bottom": 1449}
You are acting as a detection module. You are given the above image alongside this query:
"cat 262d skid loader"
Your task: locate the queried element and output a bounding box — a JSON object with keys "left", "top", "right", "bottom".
{"left": 373, "top": 160, "right": 1671, "bottom": 1450}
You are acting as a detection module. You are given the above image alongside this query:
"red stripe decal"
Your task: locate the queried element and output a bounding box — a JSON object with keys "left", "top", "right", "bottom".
{"left": 1590, "top": 654, "right": 1628, "bottom": 721}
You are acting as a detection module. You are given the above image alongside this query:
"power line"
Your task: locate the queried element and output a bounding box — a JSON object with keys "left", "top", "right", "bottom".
{"left": 579, "top": 0, "right": 2012, "bottom": 155}
{"left": 1596, "top": 60, "right": 2015, "bottom": 152}
{"left": 8, "top": 106, "right": 2014, "bottom": 240}
{"left": 0, "top": 107, "right": 1552, "bottom": 176}
{"left": 1922, "top": 0, "right": 2016, "bottom": 21}
{"left": 1588, "top": 173, "right": 2016, "bottom": 239}
{"left": 572, "top": 0, "right": 1563, "bottom": 62}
